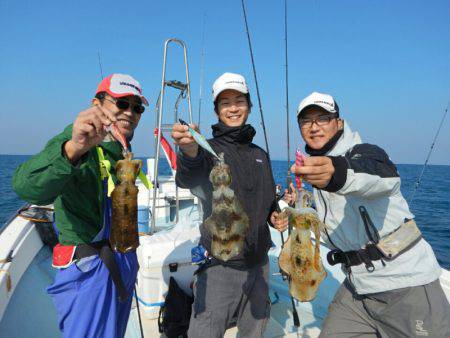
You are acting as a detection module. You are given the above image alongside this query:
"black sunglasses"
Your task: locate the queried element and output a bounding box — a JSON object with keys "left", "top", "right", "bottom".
{"left": 103, "top": 97, "right": 145, "bottom": 115}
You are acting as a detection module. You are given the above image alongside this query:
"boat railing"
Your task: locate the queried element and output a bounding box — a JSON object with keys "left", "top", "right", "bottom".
{"left": 150, "top": 38, "right": 193, "bottom": 234}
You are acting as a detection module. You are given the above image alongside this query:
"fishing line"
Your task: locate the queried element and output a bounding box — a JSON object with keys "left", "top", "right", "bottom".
{"left": 408, "top": 102, "right": 449, "bottom": 203}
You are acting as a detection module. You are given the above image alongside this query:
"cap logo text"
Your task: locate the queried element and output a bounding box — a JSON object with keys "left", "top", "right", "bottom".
{"left": 120, "top": 81, "right": 142, "bottom": 94}
{"left": 225, "top": 80, "right": 245, "bottom": 86}
{"left": 314, "top": 100, "right": 334, "bottom": 107}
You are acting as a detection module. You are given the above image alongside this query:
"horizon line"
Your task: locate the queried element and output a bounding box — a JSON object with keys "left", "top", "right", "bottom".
{"left": 1, "top": 153, "right": 449, "bottom": 167}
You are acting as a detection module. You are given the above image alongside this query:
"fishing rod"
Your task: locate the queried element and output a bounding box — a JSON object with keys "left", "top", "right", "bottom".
{"left": 134, "top": 289, "right": 144, "bottom": 338}
{"left": 408, "top": 102, "right": 449, "bottom": 203}
{"left": 95, "top": 50, "right": 145, "bottom": 337}
{"left": 281, "top": 0, "right": 291, "bottom": 240}
{"left": 240, "top": 0, "right": 270, "bottom": 157}
{"left": 284, "top": 0, "right": 295, "bottom": 206}
{"left": 282, "top": 0, "right": 300, "bottom": 328}
{"left": 198, "top": 13, "right": 206, "bottom": 128}
{"left": 99, "top": 57, "right": 145, "bottom": 338}
{"left": 284, "top": 0, "right": 291, "bottom": 176}
{"left": 97, "top": 51, "right": 104, "bottom": 80}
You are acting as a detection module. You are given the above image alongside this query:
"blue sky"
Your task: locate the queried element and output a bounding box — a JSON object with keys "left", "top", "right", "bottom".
{"left": 0, "top": 0, "right": 449, "bottom": 164}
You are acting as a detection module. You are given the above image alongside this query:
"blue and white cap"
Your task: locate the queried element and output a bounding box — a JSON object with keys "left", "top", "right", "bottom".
{"left": 297, "top": 92, "right": 339, "bottom": 117}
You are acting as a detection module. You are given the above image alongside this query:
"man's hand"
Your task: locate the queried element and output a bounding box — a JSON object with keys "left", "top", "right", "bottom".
{"left": 64, "top": 105, "right": 118, "bottom": 163}
{"left": 270, "top": 211, "right": 288, "bottom": 232}
{"left": 291, "top": 156, "right": 335, "bottom": 189}
{"left": 171, "top": 123, "right": 199, "bottom": 158}
{"left": 283, "top": 182, "right": 297, "bottom": 206}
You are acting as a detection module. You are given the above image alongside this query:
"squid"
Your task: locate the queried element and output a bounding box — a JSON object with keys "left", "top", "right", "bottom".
{"left": 204, "top": 153, "right": 250, "bottom": 261}
{"left": 110, "top": 152, "right": 142, "bottom": 253}
{"left": 278, "top": 207, "right": 327, "bottom": 301}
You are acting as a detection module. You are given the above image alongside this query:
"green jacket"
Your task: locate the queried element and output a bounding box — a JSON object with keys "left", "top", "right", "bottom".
{"left": 13, "top": 124, "right": 124, "bottom": 245}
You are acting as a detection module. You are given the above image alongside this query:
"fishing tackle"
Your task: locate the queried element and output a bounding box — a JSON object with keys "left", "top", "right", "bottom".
{"left": 295, "top": 147, "right": 306, "bottom": 190}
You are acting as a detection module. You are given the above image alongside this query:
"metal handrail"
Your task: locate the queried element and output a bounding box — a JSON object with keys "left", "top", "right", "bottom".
{"left": 150, "top": 38, "right": 193, "bottom": 234}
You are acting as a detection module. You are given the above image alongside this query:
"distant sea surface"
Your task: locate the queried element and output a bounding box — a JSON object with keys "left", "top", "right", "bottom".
{"left": 1, "top": 155, "right": 449, "bottom": 269}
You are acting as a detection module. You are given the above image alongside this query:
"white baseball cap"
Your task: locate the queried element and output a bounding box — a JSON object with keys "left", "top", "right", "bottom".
{"left": 96, "top": 73, "right": 149, "bottom": 106}
{"left": 212, "top": 72, "right": 249, "bottom": 101}
{"left": 297, "top": 92, "right": 339, "bottom": 117}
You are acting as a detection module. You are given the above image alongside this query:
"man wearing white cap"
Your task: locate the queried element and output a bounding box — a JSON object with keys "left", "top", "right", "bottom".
{"left": 287, "top": 92, "right": 449, "bottom": 337}
{"left": 172, "top": 72, "right": 283, "bottom": 337}
{"left": 13, "top": 73, "right": 149, "bottom": 337}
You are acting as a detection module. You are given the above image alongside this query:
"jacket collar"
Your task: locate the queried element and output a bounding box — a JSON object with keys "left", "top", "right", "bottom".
{"left": 211, "top": 121, "right": 256, "bottom": 144}
{"left": 305, "top": 121, "right": 362, "bottom": 157}
{"left": 305, "top": 129, "right": 344, "bottom": 156}
{"left": 327, "top": 121, "right": 362, "bottom": 156}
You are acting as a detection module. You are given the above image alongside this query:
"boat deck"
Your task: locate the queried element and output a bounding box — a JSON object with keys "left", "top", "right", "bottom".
{"left": 126, "top": 298, "right": 322, "bottom": 338}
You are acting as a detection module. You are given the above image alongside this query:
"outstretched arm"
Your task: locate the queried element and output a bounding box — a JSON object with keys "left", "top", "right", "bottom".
{"left": 13, "top": 103, "right": 119, "bottom": 205}
{"left": 326, "top": 144, "right": 400, "bottom": 198}
{"left": 292, "top": 144, "right": 400, "bottom": 198}
{"left": 171, "top": 123, "right": 213, "bottom": 189}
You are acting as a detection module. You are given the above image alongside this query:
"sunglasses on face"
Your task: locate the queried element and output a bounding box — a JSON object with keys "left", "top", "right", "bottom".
{"left": 103, "top": 97, "right": 145, "bottom": 115}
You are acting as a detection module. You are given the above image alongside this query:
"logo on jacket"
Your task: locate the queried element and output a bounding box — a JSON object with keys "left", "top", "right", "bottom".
{"left": 256, "top": 159, "right": 263, "bottom": 163}
{"left": 415, "top": 320, "right": 429, "bottom": 336}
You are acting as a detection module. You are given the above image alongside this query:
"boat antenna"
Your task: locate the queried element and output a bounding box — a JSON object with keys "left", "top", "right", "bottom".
{"left": 97, "top": 51, "right": 104, "bottom": 80}
{"left": 198, "top": 12, "right": 207, "bottom": 128}
{"left": 241, "top": 0, "right": 270, "bottom": 157}
{"left": 408, "top": 101, "right": 449, "bottom": 203}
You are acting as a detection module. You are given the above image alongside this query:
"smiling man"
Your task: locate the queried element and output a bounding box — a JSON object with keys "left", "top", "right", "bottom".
{"left": 171, "top": 72, "right": 282, "bottom": 338}
{"left": 289, "top": 92, "right": 449, "bottom": 337}
{"left": 13, "top": 73, "right": 148, "bottom": 338}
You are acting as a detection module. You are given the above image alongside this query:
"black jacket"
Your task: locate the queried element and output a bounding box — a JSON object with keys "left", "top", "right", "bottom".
{"left": 176, "top": 121, "right": 276, "bottom": 268}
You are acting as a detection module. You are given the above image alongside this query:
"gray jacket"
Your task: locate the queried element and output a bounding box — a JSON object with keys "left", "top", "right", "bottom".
{"left": 316, "top": 122, "right": 441, "bottom": 294}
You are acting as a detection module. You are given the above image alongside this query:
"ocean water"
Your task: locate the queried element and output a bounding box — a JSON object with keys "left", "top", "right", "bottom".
{"left": 1, "top": 155, "right": 449, "bottom": 269}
